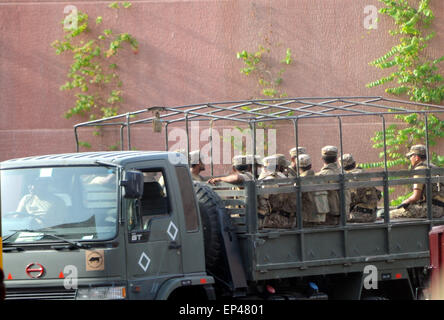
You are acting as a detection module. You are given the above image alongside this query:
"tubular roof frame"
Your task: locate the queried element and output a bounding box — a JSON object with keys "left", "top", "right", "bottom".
{"left": 73, "top": 97, "right": 444, "bottom": 173}
{"left": 74, "top": 96, "right": 444, "bottom": 129}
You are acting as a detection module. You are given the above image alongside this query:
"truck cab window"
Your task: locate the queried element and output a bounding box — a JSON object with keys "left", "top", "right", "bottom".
{"left": 127, "top": 170, "right": 169, "bottom": 232}
{"left": 175, "top": 166, "right": 199, "bottom": 232}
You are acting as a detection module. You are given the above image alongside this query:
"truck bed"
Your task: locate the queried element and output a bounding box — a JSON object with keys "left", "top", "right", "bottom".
{"left": 211, "top": 175, "right": 444, "bottom": 281}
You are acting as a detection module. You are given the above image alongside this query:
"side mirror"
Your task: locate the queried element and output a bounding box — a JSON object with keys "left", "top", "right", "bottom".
{"left": 121, "top": 170, "right": 144, "bottom": 199}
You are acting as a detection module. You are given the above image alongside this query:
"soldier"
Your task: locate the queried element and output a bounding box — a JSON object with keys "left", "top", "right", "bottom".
{"left": 340, "top": 153, "right": 381, "bottom": 223}
{"left": 391, "top": 145, "right": 444, "bottom": 219}
{"left": 189, "top": 150, "right": 206, "bottom": 182}
{"left": 258, "top": 154, "right": 289, "bottom": 179}
{"left": 257, "top": 154, "right": 294, "bottom": 229}
{"left": 293, "top": 154, "right": 327, "bottom": 226}
{"left": 287, "top": 146, "right": 307, "bottom": 178}
{"left": 316, "top": 146, "right": 348, "bottom": 225}
{"left": 245, "top": 154, "right": 263, "bottom": 179}
{"left": 208, "top": 155, "right": 254, "bottom": 185}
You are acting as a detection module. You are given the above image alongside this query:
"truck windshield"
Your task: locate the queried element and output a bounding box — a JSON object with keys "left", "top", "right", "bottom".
{"left": 1, "top": 166, "right": 118, "bottom": 244}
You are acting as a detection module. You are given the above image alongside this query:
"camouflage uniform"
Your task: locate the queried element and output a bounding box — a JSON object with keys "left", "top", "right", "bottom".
{"left": 391, "top": 145, "right": 444, "bottom": 219}
{"left": 316, "top": 146, "right": 350, "bottom": 225}
{"left": 296, "top": 154, "right": 328, "bottom": 225}
{"left": 287, "top": 147, "right": 307, "bottom": 178}
{"left": 245, "top": 154, "right": 263, "bottom": 180}
{"left": 341, "top": 154, "right": 381, "bottom": 223}
{"left": 258, "top": 154, "right": 294, "bottom": 229}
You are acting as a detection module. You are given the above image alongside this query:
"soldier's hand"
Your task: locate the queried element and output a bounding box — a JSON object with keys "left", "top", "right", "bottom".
{"left": 207, "top": 178, "right": 218, "bottom": 185}
{"left": 396, "top": 203, "right": 409, "bottom": 210}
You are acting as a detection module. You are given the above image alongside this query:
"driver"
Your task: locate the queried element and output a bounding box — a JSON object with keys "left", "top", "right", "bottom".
{"left": 16, "top": 177, "right": 68, "bottom": 226}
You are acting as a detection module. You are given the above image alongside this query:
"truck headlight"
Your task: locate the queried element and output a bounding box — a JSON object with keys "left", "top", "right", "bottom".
{"left": 76, "top": 286, "right": 126, "bottom": 300}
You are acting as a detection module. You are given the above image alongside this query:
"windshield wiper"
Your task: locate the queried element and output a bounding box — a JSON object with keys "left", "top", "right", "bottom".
{"left": 3, "top": 229, "right": 90, "bottom": 249}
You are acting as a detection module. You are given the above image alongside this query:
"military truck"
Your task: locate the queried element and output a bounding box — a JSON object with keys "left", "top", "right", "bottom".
{"left": 2, "top": 97, "right": 444, "bottom": 300}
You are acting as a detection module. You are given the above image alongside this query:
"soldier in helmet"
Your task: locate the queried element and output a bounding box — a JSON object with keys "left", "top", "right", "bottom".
{"left": 391, "top": 145, "right": 444, "bottom": 219}
{"left": 340, "top": 153, "right": 381, "bottom": 223}
{"left": 189, "top": 150, "right": 206, "bottom": 182}
{"left": 294, "top": 154, "right": 328, "bottom": 226}
{"left": 316, "top": 146, "right": 349, "bottom": 225}
{"left": 287, "top": 147, "right": 307, "bottom": 178}
{"left": 257, "top": 154, "right": 294, "bottom": 229}
{"left": 245, "top": 154, "right": 263, "bottom": 179}
{"left": 208, "top": 155, "right": 254, "bottom": 185}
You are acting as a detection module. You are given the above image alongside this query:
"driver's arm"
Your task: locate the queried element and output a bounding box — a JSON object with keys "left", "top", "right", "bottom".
{"left": 16, "top": 194, "right": 31, "bottom": 213}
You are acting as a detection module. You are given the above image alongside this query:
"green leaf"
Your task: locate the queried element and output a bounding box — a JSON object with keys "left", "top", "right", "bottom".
{"left": 108, "top": 2, "right": 120, "bottom": 9}
{"left": 79, "top": 141, "right": 92, "bottom": 149}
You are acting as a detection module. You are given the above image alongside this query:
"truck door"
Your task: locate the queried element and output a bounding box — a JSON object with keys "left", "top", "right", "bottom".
{"left": 124, "top": 163, "right": 182, "bottom": 299}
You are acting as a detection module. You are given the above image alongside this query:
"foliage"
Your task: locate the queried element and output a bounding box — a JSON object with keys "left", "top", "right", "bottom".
{"left": 236, "top": 45, "right": 292, "bottom": 99}
{"left": 51, "top": 2, "right": 138, "bottom": 149}
{"left": 367, "top": 0, "right": 444, "bottom": 103}
{"left": 361, "top": 113, "right": 444, "bottom": 170}
{"left": 233, "top": 44, "right": 293, "bottom": 155}
{"left": 365, "top": 0, "right": 444, "bottom": 204}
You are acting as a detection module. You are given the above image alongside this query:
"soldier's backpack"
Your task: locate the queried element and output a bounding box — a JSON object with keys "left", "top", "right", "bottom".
{"left": 354, "top": 187, "right": 382, "bottom": 208}
{"left": 314, "top": 190, "right": 329, "bottom": 214}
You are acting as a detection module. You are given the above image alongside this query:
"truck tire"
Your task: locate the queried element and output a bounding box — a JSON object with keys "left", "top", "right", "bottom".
{"left": 193, "top": 182, "right": 224, "bottom": 270}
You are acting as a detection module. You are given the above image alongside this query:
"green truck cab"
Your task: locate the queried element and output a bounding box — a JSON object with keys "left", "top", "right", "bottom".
{"left": 1, "top": 151, "right": 214, "bottom": 300}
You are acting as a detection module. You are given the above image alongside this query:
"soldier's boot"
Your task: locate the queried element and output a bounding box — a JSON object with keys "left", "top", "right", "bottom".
{"left": 391, "top": 204, "right": 427, "bottom": 219}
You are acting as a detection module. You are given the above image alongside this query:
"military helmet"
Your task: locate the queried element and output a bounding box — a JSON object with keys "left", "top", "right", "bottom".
{"left": 297, "top": 154, "right": 312, "bottom": 167}
{"left": 289, "top": 146, "right": 307, "bottom": 158}
{"left": 232, "top": 155, "right": 247, "bottom": 166}
{"left": 263, "top": 154, "right": 290, "bottom": 168}
{"left": 405, "top": 144, "right": 427, "bottom": 158}
{"left": 189, "top": 150, "right": 201, "bottom": 165}
{"left": 321, "top": 145, "right": 338, "bottom": 157}
{"left": 245, "top": 154, "right": 263, "bottom": 166}
{"left": 340, "top": 153, "right": 355, "bottom": 168}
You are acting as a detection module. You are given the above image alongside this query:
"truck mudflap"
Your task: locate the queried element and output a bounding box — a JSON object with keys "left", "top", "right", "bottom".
{"left": 216, "top": 205, "right": 248, "bottom": 296}
{"left": 428, "top": 225, "right": 444, "bottom": 299}
{"left": 155, "top": 275, "right": 215, "bottom": 300}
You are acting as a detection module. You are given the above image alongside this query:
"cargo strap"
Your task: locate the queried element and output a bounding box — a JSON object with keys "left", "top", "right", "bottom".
{"left": 271, "top": 210, "right": 291, "bottom": 218}
{"left": 432, "top": 199, "right": 444, "bottom": 208}
{"left": 354, "top": 206, "right": 375, "bottom": 214}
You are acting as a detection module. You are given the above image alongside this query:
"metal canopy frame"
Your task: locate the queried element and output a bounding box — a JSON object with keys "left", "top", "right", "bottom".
{"left": 74, "top": 96, "right": 444, "bottom": 172}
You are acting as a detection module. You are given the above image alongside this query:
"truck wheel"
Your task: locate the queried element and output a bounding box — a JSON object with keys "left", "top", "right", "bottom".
{"left": 194, "top": 182, "right": 224, "bottom": 270}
